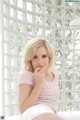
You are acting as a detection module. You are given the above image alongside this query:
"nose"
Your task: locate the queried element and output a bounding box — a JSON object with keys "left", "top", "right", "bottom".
{"left": 37, "top": 57, "right": 43, "bottom": 64}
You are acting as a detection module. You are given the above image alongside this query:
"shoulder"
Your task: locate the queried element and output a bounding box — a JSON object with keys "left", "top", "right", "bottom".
{"left": 18, "top": 70, "right": 33, "bottom": 80}
{"left": 18, "top": 70, "right": 34, "bottom": 86}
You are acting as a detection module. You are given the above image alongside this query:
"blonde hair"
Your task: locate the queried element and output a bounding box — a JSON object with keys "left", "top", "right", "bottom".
{"left": 21, "top": 38, "right": 55, "bottom": 72}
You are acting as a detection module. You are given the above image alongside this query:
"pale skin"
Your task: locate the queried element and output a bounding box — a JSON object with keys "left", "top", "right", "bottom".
{"left": 19, "top": 46, "right": 64, "bottom": 120}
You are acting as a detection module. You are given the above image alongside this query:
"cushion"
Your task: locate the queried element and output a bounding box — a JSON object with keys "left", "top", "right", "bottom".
{"left": 6, "top": 111, "right": 80, "bottom": 120}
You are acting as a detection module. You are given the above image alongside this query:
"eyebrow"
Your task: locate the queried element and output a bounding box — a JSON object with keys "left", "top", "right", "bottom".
{"left": 42, "top": 54, "right": 48, "bottom": 56}
{"left": 34, "top": 54, "right": 48, "bottom": 57}
{"left": 37, "top": 53, "right": 47, "bottom": 56}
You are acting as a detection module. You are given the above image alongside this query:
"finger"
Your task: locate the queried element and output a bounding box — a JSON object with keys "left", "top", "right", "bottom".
{"left": 35, "top": 67, "right": 41, "bottom": 73}
{"left": 38, "top": 68, "right": 45, "bottom": 74}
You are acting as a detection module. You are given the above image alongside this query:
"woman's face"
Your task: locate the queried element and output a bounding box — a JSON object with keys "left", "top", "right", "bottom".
{"left": 31, "top": 46, "right": 50, "bottom": 72}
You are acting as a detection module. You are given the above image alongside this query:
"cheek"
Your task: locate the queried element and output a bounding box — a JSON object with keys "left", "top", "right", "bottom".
{"left": 31, "top": 60, "right": 37, "bottom": 68}
{"left": 47, "top": 57, "right": 50, "bottom": 62}
{"left": 45, "top": 58, "right": 50, "bottom": 64}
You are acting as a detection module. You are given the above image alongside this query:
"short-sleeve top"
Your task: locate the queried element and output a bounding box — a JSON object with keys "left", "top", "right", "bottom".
{"left": 18, "top": 70, "right": 59, "bottom": 113}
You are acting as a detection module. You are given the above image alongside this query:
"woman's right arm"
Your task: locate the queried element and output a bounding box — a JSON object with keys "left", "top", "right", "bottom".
{"left": 19, "top": 68, "right": 45, "bottom": 113}
{"left": 19, "top": 83, "right": 42, "bottom": 114}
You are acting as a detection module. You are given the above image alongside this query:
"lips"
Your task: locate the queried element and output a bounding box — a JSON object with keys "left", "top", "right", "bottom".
{"left": 37, "top": 65, "right": 44, "bottom": 68}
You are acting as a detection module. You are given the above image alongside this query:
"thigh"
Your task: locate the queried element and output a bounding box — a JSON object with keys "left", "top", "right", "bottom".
{"left": 32, "top": 113, "right": 64, "bottom": 120}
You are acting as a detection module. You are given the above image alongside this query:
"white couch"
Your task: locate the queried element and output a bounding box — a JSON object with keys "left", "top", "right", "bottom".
{"left": 6, "top": 111, "right": 80, "bottom": 120}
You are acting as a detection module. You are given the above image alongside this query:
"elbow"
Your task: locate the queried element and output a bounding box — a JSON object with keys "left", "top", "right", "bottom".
{"left": 19, "top": 105, "right": 26, "bottom": 114}
{"left": 19, "top": 104, "right": 30, "bottom": 114}
{"left": 19, "top": 106, "right": 23, "bottom": 114}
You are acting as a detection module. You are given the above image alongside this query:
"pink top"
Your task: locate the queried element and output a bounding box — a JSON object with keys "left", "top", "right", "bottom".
{"left": 18, "top": 70, "right": 59, "bottom": 113}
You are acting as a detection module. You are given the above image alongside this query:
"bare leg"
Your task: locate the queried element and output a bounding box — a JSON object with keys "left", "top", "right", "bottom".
{"left": 32, "top": 113, "right": 64, "bottom": 120}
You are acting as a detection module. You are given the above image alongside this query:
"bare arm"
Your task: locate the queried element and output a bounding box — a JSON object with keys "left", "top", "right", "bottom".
{"left": 19, "top": 67, "right": 44, "bottom": 113}
{"left": 19, "top": 83, "right": 43, "bottom": 113}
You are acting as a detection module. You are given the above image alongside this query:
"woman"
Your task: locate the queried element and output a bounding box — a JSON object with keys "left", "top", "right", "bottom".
{"left": 18, "top": 38, "right": 64, "bottom": 120}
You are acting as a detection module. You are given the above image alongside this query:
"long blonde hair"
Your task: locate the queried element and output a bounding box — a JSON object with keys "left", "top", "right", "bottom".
{"left": 21, "top": 38, "right": 55, "bottom": 72}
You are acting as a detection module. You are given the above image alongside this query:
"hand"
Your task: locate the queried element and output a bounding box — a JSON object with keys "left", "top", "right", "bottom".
{"left": 33, "top": 67, "right": 45, "bottom": 86}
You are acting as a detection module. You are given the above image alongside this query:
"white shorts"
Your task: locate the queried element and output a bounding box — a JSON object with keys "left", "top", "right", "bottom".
{"left": 20, "top": 104, "right": 55, "bottom": 120}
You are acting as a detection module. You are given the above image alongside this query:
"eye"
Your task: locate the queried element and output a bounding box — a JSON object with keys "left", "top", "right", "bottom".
{"left": 33, "top": 55, "right": 37, "bottom": 59}
{"left": 42, "top": 54, "right": 47, "bottom": 58}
